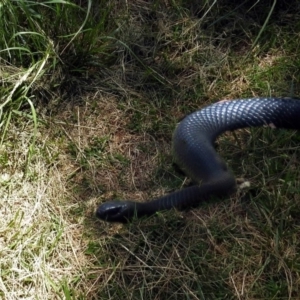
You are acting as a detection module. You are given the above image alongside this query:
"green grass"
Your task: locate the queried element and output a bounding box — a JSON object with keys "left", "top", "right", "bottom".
{"left": 1, "top": 0, "right": 300, "bottom": 299}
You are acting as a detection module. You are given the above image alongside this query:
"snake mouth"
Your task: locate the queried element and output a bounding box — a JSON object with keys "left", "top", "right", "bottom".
{"left": 96, "top": 201, "right": 132, "bottom": 223}
{"left": 96, "top": 206, "right": 120, "bottom": 219}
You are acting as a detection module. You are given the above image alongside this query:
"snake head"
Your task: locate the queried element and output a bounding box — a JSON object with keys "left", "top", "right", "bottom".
{"left": 96, "top": 200, "right": 136, "bottom": 223}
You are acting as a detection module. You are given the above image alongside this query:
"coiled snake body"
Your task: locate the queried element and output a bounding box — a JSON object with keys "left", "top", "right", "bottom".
{"left": 96, "top": 98, "right": 300, "bottom": 223}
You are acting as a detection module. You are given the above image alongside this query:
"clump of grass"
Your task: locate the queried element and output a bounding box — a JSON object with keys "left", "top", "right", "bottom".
{"left": 0, "top": 0, "right": 121, "bottom": 134}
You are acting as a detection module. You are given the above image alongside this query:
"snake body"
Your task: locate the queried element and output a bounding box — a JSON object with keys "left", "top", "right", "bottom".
{"left": 96, "top": 97, "right": 300, "bottom": 223}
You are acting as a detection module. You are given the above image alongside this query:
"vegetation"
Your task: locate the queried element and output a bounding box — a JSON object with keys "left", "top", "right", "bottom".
{"left": 1, "top": 0, "right": 300, "bottom": 298}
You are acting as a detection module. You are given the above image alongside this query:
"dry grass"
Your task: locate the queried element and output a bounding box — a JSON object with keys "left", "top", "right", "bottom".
{"left": 0, "top": 121, "right": 88, "bottom": 299}
{"left": 2, "top": 0, "right": 300, "bottom": 299}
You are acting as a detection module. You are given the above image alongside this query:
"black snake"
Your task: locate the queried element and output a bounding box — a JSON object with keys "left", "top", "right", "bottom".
{"left": 96, "top": 97, "right": 300, "bottom": 223}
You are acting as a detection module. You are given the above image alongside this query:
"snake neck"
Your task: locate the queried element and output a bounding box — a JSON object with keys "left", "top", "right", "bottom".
{"left": 136, "top": 171, "right": 236, "bottom": 217}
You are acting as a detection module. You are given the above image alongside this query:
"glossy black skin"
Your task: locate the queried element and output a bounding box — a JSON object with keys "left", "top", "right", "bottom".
{"left": 96, "top": 201, "right": 136, "bottom": 223}
{"left": 96, "top": 98, "right": 300, "bottom": 223}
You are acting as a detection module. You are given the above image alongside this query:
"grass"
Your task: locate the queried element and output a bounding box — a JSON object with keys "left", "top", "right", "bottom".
{"left": 1, "top": 0, "right": 300, "bottom": 299}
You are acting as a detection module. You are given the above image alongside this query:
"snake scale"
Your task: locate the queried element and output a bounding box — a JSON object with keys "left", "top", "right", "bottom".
{"left": 96, "top": 97, "right": 300, "bottom": 223}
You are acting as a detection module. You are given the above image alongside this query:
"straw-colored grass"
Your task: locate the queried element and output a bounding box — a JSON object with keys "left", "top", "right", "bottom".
{"left": 1, "top": 0, "right": 300, "bottom": 299}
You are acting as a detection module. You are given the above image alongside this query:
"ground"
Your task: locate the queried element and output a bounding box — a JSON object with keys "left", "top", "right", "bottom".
{"left": 1, "top": 0, "right": 300, "bottom": 299}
